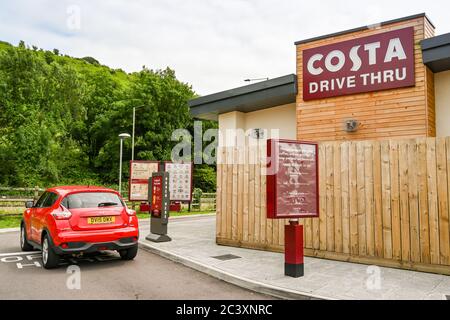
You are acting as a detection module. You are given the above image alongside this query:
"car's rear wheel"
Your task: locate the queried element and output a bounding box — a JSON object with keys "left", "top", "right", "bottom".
{"left": 42, "top": 235, "right": 60, "bottom": 269}
{"left": 119, "top": 245, "right": 138, "bottom": 260}
{"left": 20, "top": 224, "right": 34, "bottom": 251}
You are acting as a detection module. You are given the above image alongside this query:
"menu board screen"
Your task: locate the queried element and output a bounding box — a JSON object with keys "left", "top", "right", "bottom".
{"left": 129, "top": 161, "right": 159, "bottom": 201}
{"left": 129, "top": 183, "right": 149, "bottom": 202}
{"left": 130, "top": 161, "right": 159, "bottom": 180}
{"left": 164, "top": 162, "right": 193, "bottom": 202}
{"left": 267, "top": 139, "right": 319, "bottom": 219}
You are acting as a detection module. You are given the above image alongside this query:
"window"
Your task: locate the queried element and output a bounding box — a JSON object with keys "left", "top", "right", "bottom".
{"left": 62, "top": 192, "right": 124, "bottom": 209}
{"left": 42, "top": 192, "right": 59, "bottom": 208}
{"left": 34, "top": 192, "right": 49, "bottom": 208}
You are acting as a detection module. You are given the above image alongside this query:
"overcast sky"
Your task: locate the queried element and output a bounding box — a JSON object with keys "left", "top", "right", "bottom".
{"left": 0, "top": 0, "right": 449, "bottom": 95}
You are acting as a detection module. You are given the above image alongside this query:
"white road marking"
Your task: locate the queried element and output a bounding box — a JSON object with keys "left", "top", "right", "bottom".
{"left": 0, "top": 251, "right": 41, "bottom": 257}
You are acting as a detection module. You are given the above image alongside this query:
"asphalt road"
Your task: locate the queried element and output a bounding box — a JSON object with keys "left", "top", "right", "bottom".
{"left": 0, "top": 229, "right": 274, "bottom": 300}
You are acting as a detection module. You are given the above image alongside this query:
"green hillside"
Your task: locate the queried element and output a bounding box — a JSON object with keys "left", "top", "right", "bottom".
{"left": 0, "top": 40, "right": 217, "bottom": 192}
{"left": 0, "top": 40, "right": 132, "bottom": 87}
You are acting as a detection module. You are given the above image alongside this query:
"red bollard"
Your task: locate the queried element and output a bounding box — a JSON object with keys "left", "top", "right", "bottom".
{"left": 284, "top": 220, "right": 304, "bottom": 277}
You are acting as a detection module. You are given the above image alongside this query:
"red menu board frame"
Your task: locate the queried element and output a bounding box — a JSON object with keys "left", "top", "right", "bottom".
{"left": 266, "top": 139, "right": 319, "bottom": 219}
{"left": 129, "top": 160, "right": 159, "bottom": 201}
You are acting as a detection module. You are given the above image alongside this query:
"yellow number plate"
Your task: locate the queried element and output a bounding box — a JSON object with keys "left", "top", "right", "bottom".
{"left": 87, "top": 216, "right": 115, "bottom": 224}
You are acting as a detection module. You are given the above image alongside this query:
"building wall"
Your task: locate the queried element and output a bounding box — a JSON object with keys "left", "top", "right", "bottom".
{"left": 216, "top": 136, "right": 450, "bottom": 275}
{"left": 435, "top": 71, "right": 450, "bottom": 137}
{"left": 218, "top": 103, "right": 296, "bottom": 147}
{"left": 296, "top": 16, "right": 436, "bottom": 141}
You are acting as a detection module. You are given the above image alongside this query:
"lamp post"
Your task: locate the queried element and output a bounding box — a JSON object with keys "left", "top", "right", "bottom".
{"left": 132, "top": 105, "right": 145, "bottom": 161}
{"left": 118, "top": 133, "right": 131, "bottom": 195}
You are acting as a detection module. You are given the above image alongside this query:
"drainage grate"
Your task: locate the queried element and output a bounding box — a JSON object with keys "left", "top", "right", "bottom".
{"left": 212, "top": 254, "right": 242, "bottom": 261}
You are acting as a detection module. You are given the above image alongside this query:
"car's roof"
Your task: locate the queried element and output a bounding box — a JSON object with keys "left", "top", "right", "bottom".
{"left": 47, "top": 186, "right": 119, "bottom": 197}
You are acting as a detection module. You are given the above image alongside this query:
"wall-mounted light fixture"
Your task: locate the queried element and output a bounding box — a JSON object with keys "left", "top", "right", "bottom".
{"left": 344, "top": 119, "right": 359, "bottom": 132}
{"left": 249, "top": 128, "right": 266, "bottom": 140}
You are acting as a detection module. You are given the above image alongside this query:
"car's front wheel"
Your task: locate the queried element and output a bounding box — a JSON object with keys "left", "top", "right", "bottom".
{"left": 42, "top": 234, "right": 60, "bottom": 269}
{"left": 119, "top": 245, "right": 138, "bottom": 260}
{"left": 20, "top": 224, "right": 34, "bottom": 251}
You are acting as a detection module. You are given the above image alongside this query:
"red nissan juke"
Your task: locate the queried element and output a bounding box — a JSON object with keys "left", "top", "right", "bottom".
{"left": 21, "top": 186, "right": 139, "bottom": 269}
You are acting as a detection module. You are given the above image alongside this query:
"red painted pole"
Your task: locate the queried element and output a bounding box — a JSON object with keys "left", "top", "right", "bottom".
{"left": 284, "top": 220, "right": 304, "bottom": 277}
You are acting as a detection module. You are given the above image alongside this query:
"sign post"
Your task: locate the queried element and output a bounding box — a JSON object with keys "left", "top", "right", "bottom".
{"left": 266, "top": 139, "right": 319, "bottom": 278}
{"left": 145, "top": 170, "right": 171, "bottom": 243}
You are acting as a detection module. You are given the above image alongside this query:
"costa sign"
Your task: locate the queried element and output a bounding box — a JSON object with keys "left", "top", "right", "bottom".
{"left": 302, "top": 27, "right": 415, "bottom": 101}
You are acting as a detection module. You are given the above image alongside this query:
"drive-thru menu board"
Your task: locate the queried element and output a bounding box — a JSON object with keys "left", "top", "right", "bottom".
{"left": 129, "top": 161, "right": 159, "bottom": 201}
{"left": 266, "top": 139, "right": 319, "bottom": 219}
{"left": 164, "top": 162, "right": 193, "bottom": 202}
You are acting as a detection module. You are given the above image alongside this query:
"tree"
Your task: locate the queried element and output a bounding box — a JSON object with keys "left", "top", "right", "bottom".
{"left": 0, "top": 42, "right": 217, "bottom": 191}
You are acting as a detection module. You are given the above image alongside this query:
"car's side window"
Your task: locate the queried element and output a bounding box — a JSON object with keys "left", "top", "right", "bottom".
{"left": 61, "top": 197, "right": 68, "bottom": 208}
{"left": 34, "top": 192, "right": 49, "bottom": 208}
{"left": 42, "top": 192, "right": 59, "bottom": 208}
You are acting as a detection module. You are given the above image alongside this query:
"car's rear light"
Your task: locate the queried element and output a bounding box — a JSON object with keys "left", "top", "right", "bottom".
{"left": 126, "top": 209, "right": 136, "bottom": 216}
{"left": 53, "top": 205, "right": 72, "bottom": 220}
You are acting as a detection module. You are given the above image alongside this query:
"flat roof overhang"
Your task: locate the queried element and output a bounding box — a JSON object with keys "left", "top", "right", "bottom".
{"left": 421, "top": 32, "right": 450, "bottom": 73}
{"left": 189, "top": 74, "right": 297, "bottom": 121}
{"left": 295, "top": 13, "right": 434, "bottom": 45}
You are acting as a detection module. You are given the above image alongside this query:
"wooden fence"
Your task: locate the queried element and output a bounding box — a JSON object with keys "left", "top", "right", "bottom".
{"left": 216, "top": 137, "right": 450, "bottom": 275}
{"left": 0, "top": 187, "right": 217, "bottom": 215}
{"left": 191, "top": 193, "right": 216, "bottom": 211}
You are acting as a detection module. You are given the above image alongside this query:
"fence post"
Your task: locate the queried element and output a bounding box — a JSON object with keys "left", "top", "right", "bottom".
{"left": 34, "top": 186, "right": 38, "bottom": 200}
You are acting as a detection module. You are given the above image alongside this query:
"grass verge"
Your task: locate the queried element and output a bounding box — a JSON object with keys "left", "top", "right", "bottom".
{"left": 0, "top": 214, "right": 22, "bottom": 229}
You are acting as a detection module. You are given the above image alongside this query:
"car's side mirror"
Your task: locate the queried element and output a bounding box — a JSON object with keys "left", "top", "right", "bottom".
{"left": 25, "top": 201, "right": 34, "bottom": 208}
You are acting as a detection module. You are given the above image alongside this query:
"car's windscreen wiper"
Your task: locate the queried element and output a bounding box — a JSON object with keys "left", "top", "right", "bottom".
{"left": 98, "top": 202, "right": 118, "bottom": 207}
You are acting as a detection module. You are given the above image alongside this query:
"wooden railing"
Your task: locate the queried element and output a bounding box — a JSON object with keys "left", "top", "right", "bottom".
{"left": 191, "top": 193, "right": 216, "bottom": 211}
{"left": 0, "top": 187, "right": 217, "bottom": 215}
{"left": 216, "top": 137, "right": 450, "bottom": 275}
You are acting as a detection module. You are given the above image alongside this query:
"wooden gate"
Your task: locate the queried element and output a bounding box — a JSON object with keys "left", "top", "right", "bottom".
{"left": 216, "top": 137, "right": 450, "bottom": 275}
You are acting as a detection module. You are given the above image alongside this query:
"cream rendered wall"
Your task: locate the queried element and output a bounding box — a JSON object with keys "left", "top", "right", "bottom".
{"left": 218, "top": 103, "right": 297, "bottom": 147}
{"left": 435, "top": 71, "right": 450, "bottom": 137}
{"left": 244, "top": 103, "right": 297, "bottom": 140}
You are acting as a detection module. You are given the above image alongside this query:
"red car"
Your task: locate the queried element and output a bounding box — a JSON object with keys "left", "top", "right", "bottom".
{"left": 21, "top": 186, "right": 139, "bottom": 269}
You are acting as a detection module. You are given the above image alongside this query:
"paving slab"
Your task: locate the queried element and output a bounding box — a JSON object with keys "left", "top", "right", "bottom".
{"left": 138, "top": 215, "right": 450, "bottom": 300}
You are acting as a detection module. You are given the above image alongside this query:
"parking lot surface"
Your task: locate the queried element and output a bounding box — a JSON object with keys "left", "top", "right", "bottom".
{"left": 0, "top": 227, "right": 273, "bottom": 300}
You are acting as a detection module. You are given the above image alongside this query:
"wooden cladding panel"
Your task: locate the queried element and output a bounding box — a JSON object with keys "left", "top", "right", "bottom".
{"left": 296, "top": 17, "right": 436, "bottom": 142}
{"left": 216, "top": 137, "right": 450, "bottom": 275}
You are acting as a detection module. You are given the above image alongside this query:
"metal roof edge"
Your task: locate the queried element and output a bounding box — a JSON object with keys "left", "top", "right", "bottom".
{"left": 294, "top": 13, "right": 433, "bottom": 46}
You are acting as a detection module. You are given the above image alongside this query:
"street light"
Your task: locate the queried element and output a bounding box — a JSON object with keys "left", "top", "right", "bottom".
{"left": 132, "top": 105, "right": 145, "bottom": 161}
{"left": 244, "top": 77, "right": 269, "bottom": 82}
{"left": 118, "top": 133, "right": 131, "bottom": 195}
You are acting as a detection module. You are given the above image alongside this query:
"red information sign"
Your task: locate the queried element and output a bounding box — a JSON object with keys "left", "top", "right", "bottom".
{"left": 302, "top": 27, "right": 415, "bottom": 101}
{"left": 266, "top": 139, "right": 319, "bottom": 219}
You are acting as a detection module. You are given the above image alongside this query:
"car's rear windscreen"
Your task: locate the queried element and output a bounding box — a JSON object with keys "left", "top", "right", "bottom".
{"left": 61, "top": 192, "right": 124, "bottom": 209}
